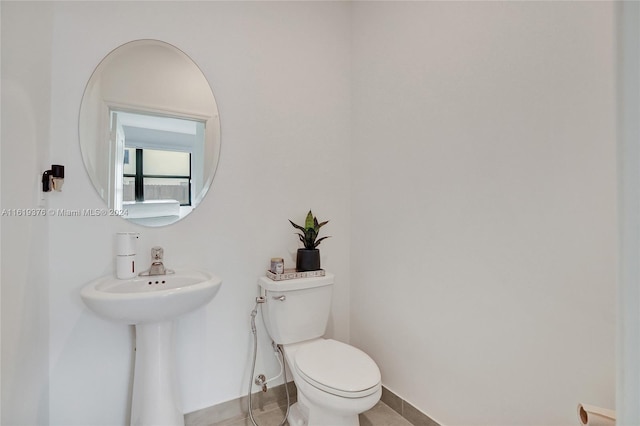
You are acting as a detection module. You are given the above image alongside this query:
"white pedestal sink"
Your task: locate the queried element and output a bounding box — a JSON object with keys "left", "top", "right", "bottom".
{"left": 81, "top": 270, "right": 222, "bottom": 426}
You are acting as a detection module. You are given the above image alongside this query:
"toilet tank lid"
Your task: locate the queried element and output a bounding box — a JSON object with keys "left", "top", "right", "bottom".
{"left": 258, "top": 272, "right": 334, "bottom": 291}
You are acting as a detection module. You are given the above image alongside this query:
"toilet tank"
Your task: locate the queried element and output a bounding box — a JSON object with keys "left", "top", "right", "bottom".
{"left": 258, "top": 273, "right": 334, "bottom": 345}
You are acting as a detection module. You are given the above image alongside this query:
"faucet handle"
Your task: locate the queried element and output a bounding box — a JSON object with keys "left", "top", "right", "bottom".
{"left": 151, "top": 246, "right": 164, "bottom": 261}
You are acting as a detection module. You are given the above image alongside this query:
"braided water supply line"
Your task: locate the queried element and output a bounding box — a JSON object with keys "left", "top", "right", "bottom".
{"left": 248, "top": 297, "right": 290, "bottom": 426}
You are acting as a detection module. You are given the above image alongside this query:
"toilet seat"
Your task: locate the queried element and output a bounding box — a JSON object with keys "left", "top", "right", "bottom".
{"left": 294, "top": 339, "right": 381, "bottom": 398}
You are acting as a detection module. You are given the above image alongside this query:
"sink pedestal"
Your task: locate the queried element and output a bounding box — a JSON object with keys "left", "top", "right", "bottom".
{"left": 131, "top": 321, "right": 183, "bottom": 426}
{"left": 80, "top": 270, "right": 222, "bottom": 426}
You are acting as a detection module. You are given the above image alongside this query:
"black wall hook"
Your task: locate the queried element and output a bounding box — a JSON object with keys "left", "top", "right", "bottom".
{"left": 42, "top": 165, "right": 65, "bottom": 192}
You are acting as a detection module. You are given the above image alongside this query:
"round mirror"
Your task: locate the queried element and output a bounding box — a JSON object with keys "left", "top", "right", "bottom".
{"left": 79, "top": 39, "right": 220, "bottom": 227}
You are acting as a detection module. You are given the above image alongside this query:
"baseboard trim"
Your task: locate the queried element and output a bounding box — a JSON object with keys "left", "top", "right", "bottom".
{"left": 185, "top": 383, "right": 439, "bottom": 426}
{"left": 380, "top": 386, "right": 440, "bottom": 426}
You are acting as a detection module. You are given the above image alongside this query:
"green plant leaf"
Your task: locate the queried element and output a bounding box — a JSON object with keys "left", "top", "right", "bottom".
{"left": 314, "top": 236, "right": 331, "bottom": 248}
{"left": 304, "top": 210, "right": 314, "bottom": 230}
{"left": 289, "top": 220, "right": 306, "bottom": 233}
{"left": 290, "top": 210, "right": 330, "bottom": 249}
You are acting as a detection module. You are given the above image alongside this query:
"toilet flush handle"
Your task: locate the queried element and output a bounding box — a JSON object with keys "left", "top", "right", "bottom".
{"left": 272, "top": 295, "right": 286, "bottom": 301}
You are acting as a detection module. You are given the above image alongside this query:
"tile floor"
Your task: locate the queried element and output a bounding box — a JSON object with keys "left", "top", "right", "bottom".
{"left": 211, "top": 401, "right": 414, "bottom": 426}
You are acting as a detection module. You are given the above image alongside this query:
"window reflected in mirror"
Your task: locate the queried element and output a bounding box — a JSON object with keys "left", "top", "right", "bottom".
{"left": 123, "top": 148, "right": 191, "bottom": 205}
{"left": 111, "top": 110, "right": 205, "bottom": 219}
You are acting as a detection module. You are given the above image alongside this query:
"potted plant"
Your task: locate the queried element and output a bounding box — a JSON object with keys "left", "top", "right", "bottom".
{"left": 289, "top": 210, "right": 330, "bottom": 271}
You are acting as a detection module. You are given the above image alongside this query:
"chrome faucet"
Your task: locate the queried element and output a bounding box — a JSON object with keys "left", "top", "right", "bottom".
{"left": 139, "top": 246, "right": 174, "bottom": 276}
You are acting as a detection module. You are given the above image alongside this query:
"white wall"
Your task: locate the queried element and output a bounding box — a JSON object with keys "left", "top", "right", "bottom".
{"left": 3, "top": 2, "right": 351, "bottom": 424}
{"left": 1, "top": 3, "right": 54, "bottom": 424}
{"left": 617, "top": 2, "right": 640, "bottom": 424}
{"left": 350, "top": 2, "right": 616, "bottom": 425}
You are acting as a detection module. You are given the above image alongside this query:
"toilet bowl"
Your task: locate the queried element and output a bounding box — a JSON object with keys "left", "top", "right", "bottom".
{"left": 258, "top": 273, "right": 382, "bottom": 426}
{"left": 284, "top": 339, "right": 381, "bottom": 426}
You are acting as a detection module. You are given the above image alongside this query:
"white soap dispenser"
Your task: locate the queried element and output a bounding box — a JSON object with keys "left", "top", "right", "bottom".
{"left": 116, "top": 232, "right": 139, "bottom": 279}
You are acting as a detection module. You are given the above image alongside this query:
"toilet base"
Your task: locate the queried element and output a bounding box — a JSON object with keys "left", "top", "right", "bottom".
{"left": 289, "top": 390, "right": 361, "bottom": 426}
{"left": 287, "top": 402, "right": 307, "bottom": 426}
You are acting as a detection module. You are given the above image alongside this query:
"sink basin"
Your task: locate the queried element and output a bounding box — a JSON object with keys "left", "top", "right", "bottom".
{"left": 81, "top": 269, "right": 222, "bottom": 324}
{"left": 80, "top": 269, "right": 222, "bottom": 426}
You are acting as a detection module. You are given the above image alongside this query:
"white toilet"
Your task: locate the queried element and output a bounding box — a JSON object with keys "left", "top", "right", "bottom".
{"left": 258, "top": 273, "right": 381, "bottom": 426}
